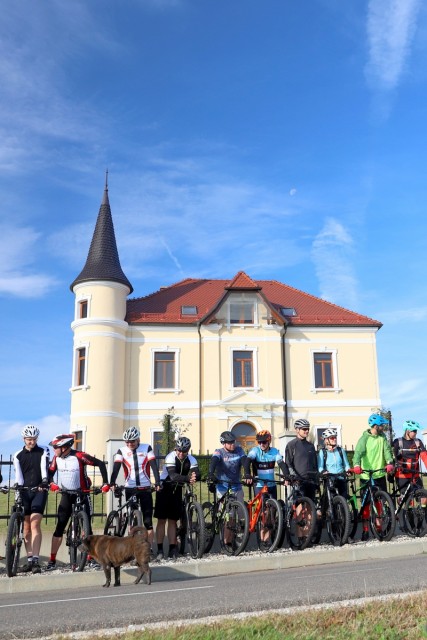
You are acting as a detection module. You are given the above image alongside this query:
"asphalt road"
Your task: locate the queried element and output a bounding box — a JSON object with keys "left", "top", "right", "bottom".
{"left": 1, "top": 555, "right": 426, "bottom": 639}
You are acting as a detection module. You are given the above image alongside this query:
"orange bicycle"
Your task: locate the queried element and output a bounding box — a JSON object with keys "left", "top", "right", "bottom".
{"left": 247, "top": 478, "right": 283, "bottom": 552}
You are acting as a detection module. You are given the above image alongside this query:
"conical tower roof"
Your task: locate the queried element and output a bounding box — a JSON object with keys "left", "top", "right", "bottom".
{"left": 70, "top": 179, "right": 133, "bottom": 293}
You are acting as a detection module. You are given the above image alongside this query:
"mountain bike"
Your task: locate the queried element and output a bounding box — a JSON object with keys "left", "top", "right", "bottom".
{"left": 346, "top": 475, "right": 359, "bottom": 540}
{"left": 277, "top": 475, "right": 317, "bottom": 551}
{"left": 246, "top": 478, "right": 283, "bottom": 553}
{"left": 4, "top": 485, "right": 44, "bottom": 577}
{"left": 59, "top": 488, "right": 100, "bottom": 571}
{"left": 312, "top": 472, "right": 351, "bottom": 546}
{"left": 202, "top": 480, "right": 249, "bottom": 556}
{"left": 390, "top": 468, "right": 427, "bottom": 537}
{"left": 348, "top": 469, "right": 396, "bottom": 542}
{"left": 104, "top": 486, "right": 145, "bottom": 537}
{"left": 175, "top": 483, "right": 206, "bottom": 559}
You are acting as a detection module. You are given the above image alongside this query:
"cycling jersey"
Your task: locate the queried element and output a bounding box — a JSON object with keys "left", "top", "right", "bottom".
{"left": 160, "top": 451, "right": 200, "bottom": 484}
{"left": 393, "top": 436, "right": 426, "bottom": 479}
{"left": 318, "top": 447, "right": 350, "bottom": 475}
{"left": 13, "top": 444, "right": 50, "bottom": 487}
{"left": 210, "top": 445, "right": 249, "bottom": 485}
{"left": 49, "top": 450, "right": 108, "bottom": 490}
{"left": 247, "top": 445, "right": 285, "bottom": 488}
{"left": 110, "top": 443, "right": 160, "bottom": 488}
{"left": 353, "top": 429, "right": 393, "bottom": 480}
{"left": 284, "top": 438, "right": 318, "bottom": 482}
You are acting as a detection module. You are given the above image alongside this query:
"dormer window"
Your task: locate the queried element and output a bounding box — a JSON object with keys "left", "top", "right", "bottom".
{"left": 228, "top": 294, "right": 257, "bottom": 325}
{"left": 181, "top": 305, "right": 198, "bottom": 315}
{"left": 281, "top": 307, "right": 297, "bottom": 317}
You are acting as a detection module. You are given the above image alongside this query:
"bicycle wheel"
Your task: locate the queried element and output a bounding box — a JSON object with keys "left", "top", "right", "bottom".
{"left": 104, "top": 510, "right": 120, "bottom": 536}
{"left": 288, "top": 497, "right": 316, "bottom": 551}
{"left": 369, "top": 490, "right": 396, "bottom": 542}
{"left": 69, "top": 511, "right": 90, "bottom": 571}
{"left": 187, "top": 501, "right": 207, "bottom": 559}
{"left": 129, "top": 508, "right": 143, "bottom": 530}
{"left": 255, "top": 498, "right": 283, "bottom": 553}
{"left": 202, "top": 501, "right": 215, "bottom": 553}
{"left": 219, "top": 499, "right": 249, "bottom": 556}
{"left": 402, "top": 489, "right": 427, "bottom": 537}
{"left": 5, "top": 511, "right": 24, "bottom": 577}
{"left": 347, "top": 497, "right": 358, "bottom": 540}
{"left": 327, "top": 495, "right": 351, "bottom": 546}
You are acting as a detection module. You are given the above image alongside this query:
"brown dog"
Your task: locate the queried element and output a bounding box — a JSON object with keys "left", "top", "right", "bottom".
{"left": 81, "top": 526, "right": 151, "bottom": 588}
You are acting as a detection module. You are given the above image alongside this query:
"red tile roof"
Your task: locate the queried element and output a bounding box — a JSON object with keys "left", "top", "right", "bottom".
{"left": 126, "top": 272, "right": 382, "bottom": 328}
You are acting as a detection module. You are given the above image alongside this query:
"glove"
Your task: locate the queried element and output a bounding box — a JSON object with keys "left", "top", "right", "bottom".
{"left": 101, "top": 484, "right": 110, "bottom": 493}
{"left": 206, "top": 474, "right": 216, "bottom": 484}
{"left": 41, "top": 478, "right": 49, "bottom": 489}
{"left": 353, "top": 466, "right": 362, "bottom": 475}
{"left": 386, "top": 464, "right": 394, "bottom": 474}
{"left": 13, "top": 483, "right": 19, "bottom": 490}
{"left": 113, "top": 486, "right": 122, "bottom": 498}
{"left": 50, "top": 483, "right": 60, "bottom": 492}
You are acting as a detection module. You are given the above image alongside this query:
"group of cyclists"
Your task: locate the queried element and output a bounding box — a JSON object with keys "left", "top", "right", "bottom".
{"left": 1, "top": 412, "right": 426, "bottom": 574}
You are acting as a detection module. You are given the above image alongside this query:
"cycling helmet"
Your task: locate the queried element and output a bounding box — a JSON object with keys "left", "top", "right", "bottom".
{"left": 256, "top": 430, "right": 272, "bottom": 443}
{"left": 220, "top": 431, "right": 236, "bottom": 444}
{"left": 123, "top": 427, "right": 140, "bottom": 441}
{"left": 22, "top": 424, "right": 40, "bottom": 438}
{"left": 50, "top": 434, "right": 74, "bottom": 448}
{"left": 294, "top": 419, "right": 310, "bottom": 429}
{"left": 322, "top": 428, "right": 337, "bottom": 439}
{"left": 368, "top": 414, "right": 389, "bottom": 427}
{"left": 175, "top": 436, "right": 191, "bottom": 452}
{"left": 403, "top": 420, "right": 421, "bottom": 432}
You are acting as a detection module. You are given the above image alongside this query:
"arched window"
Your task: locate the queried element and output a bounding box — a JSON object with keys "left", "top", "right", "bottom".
{"left": 232, "top": 422, "right": 257, "bottom": 452}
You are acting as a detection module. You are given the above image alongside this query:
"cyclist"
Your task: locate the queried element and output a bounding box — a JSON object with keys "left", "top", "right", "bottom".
{"left": 247, "top": 430, "right": 287, "bottom": 499}
{"left": 46, "top": 434, "right": 110, "bottom": 570}
{"left": 12, "top": 425, "right": 50, "bottom": 574}
{"left": 393, "top": 420, "right": 427, "bottom": 497}
{"left": 208, "top": 431, "right": 252, "bottom": 502}
{"left": 317, "top": 428, "right": 351, "bottom": 498}
{"left": 109, "top": 427, "right": 161, "bottom": 550}
{"left": 353, "top": 413, "right": 394, "bottom": 541}
{"left": 154, "top": 436, "right": 200, "bottom": 560}
{"left": 284, "top": 419, "right": 318, "bottom": 501}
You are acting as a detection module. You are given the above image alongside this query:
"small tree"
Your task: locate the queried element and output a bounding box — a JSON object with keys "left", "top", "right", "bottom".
{"left": 158, "top": 406, "right": 191, "bottom": 455}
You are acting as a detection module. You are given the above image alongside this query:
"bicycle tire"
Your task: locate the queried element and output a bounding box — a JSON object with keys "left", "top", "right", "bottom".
{"left": 219, "top": 499, "right": 249, "bottom": 556}
{"left": 202, "top": 501, "right": 215, "bottom": 553}
{"left": 287, "top": 496, "right": 317, "bottom": 551}
{"left": 68, "top": 510, "right": 90, "bottom": 571}
{"left": 5, "top": 511, "right": 24, "bottom": 577}
{"left": 187, "top": 501, "right": 207, "bottom": 559}
{"left": 347, "top": 497, "right": 358, "bottom": 540}
{"left": 130, "top": 508, "right": 143, "bottom": 530}
{"left": 255, "top": 497, "right": 283, "bottom": 553}
{"left": 104, "top": 510, "right": 120, "bottom": 536}
{"left": 326, "top": 495, "right": 351, "bottom": 546}
{"left": 369, "top": 489, "right": 396, "bottom": 542}
{"left": 401, "top": 488, "right": 427, "bottom": 538}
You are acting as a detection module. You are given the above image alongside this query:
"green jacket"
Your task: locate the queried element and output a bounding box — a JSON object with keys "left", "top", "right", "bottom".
{"left": 353, "top": 429, "right": 393, "bottom": 479}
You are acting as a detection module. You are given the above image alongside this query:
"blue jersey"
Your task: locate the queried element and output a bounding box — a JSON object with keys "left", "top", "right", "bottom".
{"left": 318, "top": 447, "right": 350, "bottom": 475}
{"left": 247, "top": 445, "right": 283, "bottom": 488}
{"left": 211, "top": 445, "right": 246, "bottom": 485}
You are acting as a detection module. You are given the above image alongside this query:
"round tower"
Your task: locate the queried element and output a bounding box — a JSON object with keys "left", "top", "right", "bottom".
{"left": 69, "top": 175, "right": 133, "bottom": 457}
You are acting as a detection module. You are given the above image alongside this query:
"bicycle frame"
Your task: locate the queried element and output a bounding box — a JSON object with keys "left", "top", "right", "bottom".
{"left": 391, "top": 469, "right": 427, "bottom": 517}
{"left": 247, "top": 479, "right": 280, "bottom": 532}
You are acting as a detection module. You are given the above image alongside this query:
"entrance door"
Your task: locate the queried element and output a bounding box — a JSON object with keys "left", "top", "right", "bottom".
{"left": 232, "top": 422, "right": 257, "bottom": 452}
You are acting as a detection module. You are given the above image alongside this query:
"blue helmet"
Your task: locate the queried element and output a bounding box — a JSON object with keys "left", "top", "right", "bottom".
{"left": 403, "top": 420, "right": 421, "bottom": 432}
{"left": 368, "top": 413, "right": 389, "bottom": 427}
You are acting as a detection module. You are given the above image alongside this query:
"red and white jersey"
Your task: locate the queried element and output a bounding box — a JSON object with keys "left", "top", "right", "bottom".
{"left": 114, "top": 443, "right": 155, "bottom": 488}
{"left": 49, "top": 450, "right": 96, "bottom": 490}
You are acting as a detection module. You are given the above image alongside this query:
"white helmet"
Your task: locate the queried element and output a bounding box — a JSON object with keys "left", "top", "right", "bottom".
{"left": 22, "top": 424, "right": 40, "bottom": 438}
{"left": 123, "top": 427, "right": 140, "bottom": 441}
{"left": 323, "top": 428, "right": 337, "bottom": 439}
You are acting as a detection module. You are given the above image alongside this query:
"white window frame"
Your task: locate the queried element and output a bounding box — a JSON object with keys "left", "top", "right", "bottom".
{"left": 230, "top": 347, "right": 259, "bottom": 390}
{"left": 71, "top": 343, "right": 89, "bottom": 389}
{"left": 227, "top": 294, "right": 258, "bottom": 327}
{"left": 74, "top": 295, "right": 91, "bottom": 321}
{"left": 310, "top": 348, "right": 341, "bottom": 393}
{"left": 149, "top": 347, "right": 181, "bottom": 394}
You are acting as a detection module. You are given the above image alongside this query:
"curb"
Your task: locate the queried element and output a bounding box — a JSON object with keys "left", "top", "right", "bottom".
{"left": 1, "top": 537, "right": 426, "bottom": 595}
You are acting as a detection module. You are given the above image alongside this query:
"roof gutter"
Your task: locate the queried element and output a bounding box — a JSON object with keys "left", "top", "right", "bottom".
{"left": 281, "top": 324, "right": 289, "bottom": 431}
{"left": 197, "top": 322, "right": 202, "bottom": 452}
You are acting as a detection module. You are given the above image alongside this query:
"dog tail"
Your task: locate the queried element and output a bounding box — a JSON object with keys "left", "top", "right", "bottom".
{"left": 128, "top": 526, "right": 147, "bottom": 537}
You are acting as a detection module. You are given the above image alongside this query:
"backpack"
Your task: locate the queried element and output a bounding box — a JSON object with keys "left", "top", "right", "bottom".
{"left": 322, "top": 446, "right": 345, "bottom": 468}
{"left": 397, "top": 437, "right": 423, "bottom": 454}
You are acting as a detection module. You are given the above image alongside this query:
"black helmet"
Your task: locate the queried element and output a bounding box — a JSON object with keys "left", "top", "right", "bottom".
{"left": 220, "top": 431, "right": 236, "bottom": 444}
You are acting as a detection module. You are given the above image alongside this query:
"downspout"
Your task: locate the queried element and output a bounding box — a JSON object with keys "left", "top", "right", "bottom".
{"left": 197, "top": 322, "right": 202, "bottom": 453}
{"left": 281, "top": 324, "right": 289, "bottom": 431}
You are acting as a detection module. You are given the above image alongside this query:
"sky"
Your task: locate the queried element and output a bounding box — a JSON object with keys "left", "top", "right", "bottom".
{"left": 1, "top": 0, "right": 426, "bottom": 458}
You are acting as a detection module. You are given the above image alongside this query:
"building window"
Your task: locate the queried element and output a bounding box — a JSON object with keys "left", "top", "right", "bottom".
{"left": 154, "top": 352, "right": 175, "bottom": 389}
{"left": 73, "top": 430, "right": 83, "bottom": 451}
{"left": 79, "top": 300, "right": 88, "bottom": 319}
{"left": 181, "top": 305, "right": 198, "bottom": 315}
{"left": 229, "top": 301, "right": 255, "bottom": 324}
{"left": 313, "top": 352, "right": 333, "bottom": 388}
{"left": 76, "top": 347, "right": 87, "bottom": 386}
{"left": 233, "top": 351, "right": 253, "bottom": 387}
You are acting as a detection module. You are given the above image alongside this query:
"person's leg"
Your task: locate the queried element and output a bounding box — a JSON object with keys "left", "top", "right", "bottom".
{"left": 30, "top": 513, "right": 43, "bottom": 558}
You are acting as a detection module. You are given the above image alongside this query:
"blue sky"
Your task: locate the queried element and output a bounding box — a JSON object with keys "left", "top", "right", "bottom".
{"left": 1, "top": 0, "right": 426, "bottom": 457}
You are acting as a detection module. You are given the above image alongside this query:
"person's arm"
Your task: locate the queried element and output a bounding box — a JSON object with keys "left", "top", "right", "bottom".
{"left": 208, "top": 453, "right": 220, "bottom": 479}
{"left": 353, "top": 435, "right": 366, "bottom": 468}
{"left": 342, "top": 448, "right": 351, "bottom": 472}
{"left": 13, "top": 451, "right": 24, "bottom": 486}
{"left": 277, "top": 459, "right": 288, "bottom": 477}
{"left": 317, "top": 450, "right": 325, "bottom": 473}
{"left": 40, "top": 447, "right": 50, "bottom": 484}
{"left": 109, "top": 460, "right": 122, "bottom": 486}
{"left": 92, "top": 456, "right": 109, "bottom": 485}
{"left": 149, "top": 457, "right": 160, "bottom": 485}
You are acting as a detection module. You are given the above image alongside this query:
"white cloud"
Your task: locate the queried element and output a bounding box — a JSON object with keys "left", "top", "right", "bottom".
{"left": 311, "top": 218, "right": 359, "bottom": 311}
{"left": 0, "top": 414, "right": 70, "bottom": 461}
{"left": 378, "top": 306, "right": 427, "bottom": 324}
{"left": 366, "top": 0, "right": 421, "bottom": 91}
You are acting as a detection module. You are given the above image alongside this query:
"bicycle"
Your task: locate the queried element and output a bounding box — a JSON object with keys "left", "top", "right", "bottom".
{"left": 202, "top": 480, "right": 250, "bottom": 556}
{"left": 4, "top": 485, "right": 44, "bottom": 577}
{"left": 246, "top": 478, "right": 283, "bottom": 553}
{"left": 175, "top": 483, "right": 206, "bottom": 559}
{"left": 277, "top": 475, "right": 317, "bottom": 551}
{"left": 391, "top": 468, "right": 427, "bottom": 537}
{"left": 347, "top": 468, "right": 396, "bottom": 542}
{"left": 58, "top": 488, "right": 100, "bottom": 571}
{"left": 312, "top": 472, "right": 351, "bottom": 546}
{"left": 103, "top": 486, "right": 145, "bottom": 537}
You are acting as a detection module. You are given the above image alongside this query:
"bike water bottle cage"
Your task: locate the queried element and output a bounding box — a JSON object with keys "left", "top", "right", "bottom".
{"left": 368, "top": 414, "right": 389, "bottom": 427}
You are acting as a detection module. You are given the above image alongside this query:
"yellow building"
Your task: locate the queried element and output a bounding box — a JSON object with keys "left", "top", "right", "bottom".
{"left": 70, "top": 183, "right": 383, "bottom": 459}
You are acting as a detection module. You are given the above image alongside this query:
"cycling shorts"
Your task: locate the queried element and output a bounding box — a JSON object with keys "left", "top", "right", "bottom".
{"left": 53, "top": 493, "right": 92, "bottom": 538}
{"left": 397, "top": 476, "right": 423, "bottom": 492}
{"left": 125, "top": 488, "right": 153, "bottom": 530}
{"left": 154, "top": 484, "right": 182, "bottom": 521}
{"left": 21, "top": 489, "right": 48, "bottom": 516}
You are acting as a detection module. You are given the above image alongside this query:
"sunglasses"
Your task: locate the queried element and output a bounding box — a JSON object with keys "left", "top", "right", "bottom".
{"left": 298, "top": 427, "right": 310, "bottom": 432}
